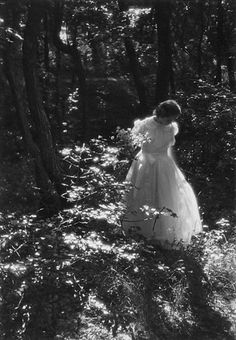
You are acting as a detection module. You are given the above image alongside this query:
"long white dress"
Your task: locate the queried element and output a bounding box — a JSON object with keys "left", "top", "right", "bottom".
{"left": 123, "top": 116, "right": 202, "bottom": 245}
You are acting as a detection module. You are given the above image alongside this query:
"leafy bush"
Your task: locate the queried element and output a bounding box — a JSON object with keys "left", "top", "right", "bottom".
{"left": 0, "top": 129, "right": 235, "bottom": 339}
{"left": 0, "top": 214, "right": 235, "bottom": 339}
{"left": 175, "top": 81, "right": 235, "bottom": 225}
{"left": 0, "top": 159, "right": 39, "bottom": 213}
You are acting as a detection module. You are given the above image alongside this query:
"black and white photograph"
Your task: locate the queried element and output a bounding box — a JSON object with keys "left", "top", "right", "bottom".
{"left": 0, "top": 0, "right": 235, "bottom": 339}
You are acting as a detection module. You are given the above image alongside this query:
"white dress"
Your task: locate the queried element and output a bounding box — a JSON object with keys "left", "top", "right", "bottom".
{"left": 123, "top": 116, "right": 202, "bottom": 245}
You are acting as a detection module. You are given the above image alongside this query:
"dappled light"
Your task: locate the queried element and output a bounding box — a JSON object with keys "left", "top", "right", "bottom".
{"left": 0, "top": 0, "right": 235, "bottom": 339}
{"left": 0, "top": 130, "right": 235, "bottom": 338}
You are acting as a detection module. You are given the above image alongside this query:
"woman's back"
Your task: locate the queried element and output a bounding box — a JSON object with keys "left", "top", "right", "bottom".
{"left": 132, "top": 116, "right": 178, "bottom": 156}
{"left": 124, "top": 112, "right": 202, "bottom": 245}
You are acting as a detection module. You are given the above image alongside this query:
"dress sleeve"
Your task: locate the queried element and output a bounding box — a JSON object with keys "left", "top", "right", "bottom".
{"left": 131, "top": 118, "right": 151, "bottom": 146}
{"left": 131, "top": 118, "right": 148, "bottom": 137}
{"left": 172, "top": 122, "right": 179, "bottom": 136}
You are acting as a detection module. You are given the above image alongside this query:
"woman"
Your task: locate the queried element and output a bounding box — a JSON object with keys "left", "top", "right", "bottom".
{"left": 123, "top": 100, "right": 202, "bottom": 246}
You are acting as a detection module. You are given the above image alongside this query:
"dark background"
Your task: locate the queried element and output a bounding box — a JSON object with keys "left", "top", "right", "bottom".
{"left": 0, "top": 1, "right": 235, "bottom": 339}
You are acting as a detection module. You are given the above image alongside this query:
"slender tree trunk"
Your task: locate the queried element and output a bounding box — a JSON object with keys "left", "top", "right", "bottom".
{"left": 197, "top": 0, "right": 205, "bottom": 77}
{"left": 215, "top": 0, "right": 224, "bottom": 83}
{"left": 23, "top": 0, "right": 65, "bottom": 208}
{"left": 215, "top": 0, "right": 235, "bottom": 91}
{"left": 70, "top": 33, "right": 88, "bottom": 135}
{"left": 52, "top": 0, "right": 89, "bottom": 138}
{"left": 90, "top": 35, "right": 107, "bottom": 76}
{"left": 170, "top": 62, "right": 176, "bottom": 96}
{"left": 43, "top": 13, "right": 50, "bottom": 121}
{"left": 124, "top": 37, "right": 148, "bottom": 113}
{"left": 226, "top": 0, "right": 236, "bottom": 92}
{"left": 55, "top": 49, "right": 64, "bottom": 132}
{"left": 227, "top": 54, "right": 236, "bottom": 92}
{"left": 44, "top": 13, "right": 50, "bottom": 71}
{"left": 118, "top": 2, "right": 148, "bottom": 114}
{"left": 155, "top": 0, "right": 172, "bottom": 104}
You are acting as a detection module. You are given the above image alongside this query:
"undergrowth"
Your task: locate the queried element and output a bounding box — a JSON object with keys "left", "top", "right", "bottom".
{"left": 0, "top": 132, "right": 236, "bottom": 340}
{"left": 0, "top": 82, "right": 235, "bottom": 339}
{"left": 0, "top": 209, "right": 235, "bottom": 339}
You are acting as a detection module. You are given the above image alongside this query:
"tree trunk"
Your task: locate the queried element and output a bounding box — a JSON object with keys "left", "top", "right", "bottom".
{"left": 227, "top": 54, "right": 236, "bottom": 92}
{"left": 124, "top": 37, "right": 148, "bottom": 113}
{"left": 170, "top": 62, "right": 176, "bottom": 96}
{"left": 55, "top": 49, "right": 64, "bottom": 135}
{"left": 70, "top": 34, "right": 88, "bottom": 136}
{"left": 118, "top": 1, "right": 148, "bottom": 114}
{"left": 155, "top": 0, "right": 172, "bottom": 104}
{"left": 43, "top": 13, "right": 50, "bottom": 72}
{"left": 52, "top": 0, "right": 89, "bottom": 138}
{"left": 4, "top": 50, "right": 53, "bottom": 194}
{"left": 215, "top": 0, "right": 224, "bottom": 83}
{"left": 90, "top": 35, "right": 107, "bottom": 76}
{"left": 2, "top": 0, "right": 63, "bottom": 217}
{"left": 43, "top": 13, "right": 50, "bottom": 121}
{"left": 215, "top": 0, "right": 235, "bottom": 91}
{"left": 197, "top": 0, "right": 205, "bottom": 77}
{"left": 22, "top": 0, "right": 65, "bottom": 209}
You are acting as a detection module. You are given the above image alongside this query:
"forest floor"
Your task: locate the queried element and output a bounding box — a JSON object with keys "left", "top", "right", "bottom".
{"left": 0, "top": 90, "right": 236, "bottom": 339}
{"left": 0, "top": 138, "right": 236, "bottom": 340}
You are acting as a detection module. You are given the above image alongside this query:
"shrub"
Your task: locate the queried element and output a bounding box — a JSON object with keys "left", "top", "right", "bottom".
{"left": 0, "top": 131, "right": 235, "bottom": 339}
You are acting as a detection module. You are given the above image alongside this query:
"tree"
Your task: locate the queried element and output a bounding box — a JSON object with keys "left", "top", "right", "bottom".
{"left": 119, "top": 0, "right": 174, "bottom": 104}
{"left": 124, "top": 36, "right": 149, "bottom": 112}
{"left": 1, "top": 0, "right": 66, "bottom": 215}
{"left": 215, "top": 0, "right": 224, "bottom": 83}
{"left": 219, "top": 0, "right": 236, "bottom": 92}
{"left": 118, "top": 1, "right": 149, "bottom": 113}
{"left": 51, "top": 0, "right": 89, "bottom": 137}
{"left": 23, "top": 0, "right": 64, "bottom": 209}
{"left": 155, "top": 0, "right": 172, "bottom": 103}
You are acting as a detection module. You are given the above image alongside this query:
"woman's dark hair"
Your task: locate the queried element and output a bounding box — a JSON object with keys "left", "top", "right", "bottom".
{"left": 153, "top": 100, "right": 181, "bottom": 118}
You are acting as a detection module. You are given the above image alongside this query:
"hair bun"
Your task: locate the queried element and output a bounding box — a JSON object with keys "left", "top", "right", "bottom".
{"left": 154, "top": 100, "right": 181, "bottom": 118}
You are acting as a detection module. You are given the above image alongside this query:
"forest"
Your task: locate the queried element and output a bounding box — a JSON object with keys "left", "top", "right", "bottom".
{"left": 0, "top": 0, "right": 235, "bottom": 339}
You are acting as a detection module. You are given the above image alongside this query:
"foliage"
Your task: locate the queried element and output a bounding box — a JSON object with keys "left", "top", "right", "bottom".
{"left": 1, "top": 0, "right": 235, "bottom": 145}
{"left": 175, "top": 81, "right": 235, "bottom": 224}
{"left": 0, "top": 1, "right": 235, "bottom": 339}
{"left": 67, "top": 78, "right": 139, "bottom": 140}
{"left": 0, "top": 159, "right": 38, "bottom": 214}
{"left": 0, "top": 131, "right": 235, "bottom": 339}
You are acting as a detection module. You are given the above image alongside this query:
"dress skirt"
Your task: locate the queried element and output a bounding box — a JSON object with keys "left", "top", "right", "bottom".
{"left": 122, "top": 150, "right": 202, "bottom": 245}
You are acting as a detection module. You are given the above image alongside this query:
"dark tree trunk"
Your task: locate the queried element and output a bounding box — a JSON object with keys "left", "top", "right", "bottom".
{"left": 22, "top": 0, "right": 65, "bottom": 210}
{"left": 55, "top": 49, "right": 64, "bottom": 133}
{"left": 3, "top": 53, "right": 51, "bottom": 194}
{"left": 3, "top": 49, "right": 53, "bottom": 193}
{"left": 90, "top": 35, "right": 107, "bottom": 76}
{"left": 215, "top": 0, "right": 224, "bottom": 83}
{"left": 124, "top": 37, "right": 148, "bottom": 113}
{"left": 52, "top": 0, "right": 89, "bottom": 138}
{"left": 118, "top": 1, "right": 148, "bottom": 114}
{"left": 2, "top": 0, "right": 63, "bottom": 216}
{"left": 197, "top": 0, "right": 205, "bottom": 77}
{"left": 170, "top": 62, "right": 176, "bottom": 96}
{"left": 215, "top": 0, "right": 235, "bottom": 91}
{"left": 43, "top": 13, "right": 50, "bottom": 121}
{"left": 70, "top": 47, "right": 88, "bottom": 136}
{"left": 227, "top": 54, "right": 236, "bottom": 92}
{"left": 43, "top": 13, "right": 50, "bottom": 72}
{"left": 155, "top": 1, "right": 172, "bottom": 104}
